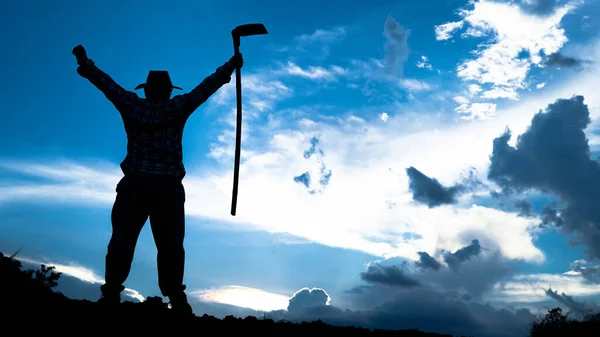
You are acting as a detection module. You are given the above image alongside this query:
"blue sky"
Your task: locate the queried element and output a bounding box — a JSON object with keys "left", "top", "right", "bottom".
{"left": 2, "top": 0, "right": 600, "bottom": 336}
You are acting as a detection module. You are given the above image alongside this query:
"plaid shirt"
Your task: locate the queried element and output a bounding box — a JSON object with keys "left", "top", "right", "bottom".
{"left": 78, "top": 59, "right": 235, "bottom": 180}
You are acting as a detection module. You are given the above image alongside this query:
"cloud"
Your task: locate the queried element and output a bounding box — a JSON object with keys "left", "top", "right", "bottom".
{"left": 416, "top": 56, "right": 433, "bottom": 70}
{"left": 406, "top": 166, "right": 475, "bottom": 207}
{"left": 357, "top": 241, "right": 514, "bottom": 301}
{"left": 434, "top": 21, "right": 464, "bottom": 41}
{"left": 438, "top": 0, "right": 578, "bottom": 102}
{"left": 544, "top": 287, "right": 593, "bottom": 317}
{"left": 514, "top": 199, "right": 534, "bottom": 217}
{"left": 544, "top": 52, "right": 592, "bottom": 69}
{"left": 383, "top": 14, "right": 410, "bottom": 77}
{"left": 569, "top": 260, "right": 600, "bottom": 284}
{"left": 355, "top": 240, "right": 516, "bottom": 303}
{"left": 453, "top": 96, "right": 470, "bottom": 105}
{"left": 211, "top": 73, "right": 292, "bottom": 115}
{"left": 519, "top": 0, "right": 560, "bottom": 16}
{"left": 398, "top": 79, "right": 432, "bottom": 92}
{"left": 270, "top": 284, "right": 537, "bottom": 337}
{"left": 294, "top": 27, "right": 347, "bottom": 44}
{"left": 281, "top": 62, "right": 347, "bottom": 81}
{"left": 190, "top": 285, "right": 290, "bottom": 312}
{"left": 487, "top": 95, "right": 600, "bottom": 260}
{"left": 443, "top": 239, "right": 482, "bottom": 271}
{"left": 538, "top": 202, "right": 564, "bottom": 228}
{"left": 207, "top": 71, "right": 293, "bottom": 163}
{"left": 0, "top": 159, "right": 121, "bottom": 205}
{"left": 455, "top": 102, "right": 497, "bottom": 120}
{"left": 415, "top": 252, "right": 442, "bottom": 271}
{"left": 360, "top": 263, "right": 421, "bottom": 288}
{"left": 426, "top": 251, "right": 514, "bottom": 299}
{"left": 491, "top": 272, "right": 600, "bottom": 303}
{"left": 292, "top": 135, "right": 332, "bottom": 194}
{"left": 288, "top": 26, "right": 347, "bottom": 60}
{"left": 287, "top": 287, "right": 331, "bottom": 312}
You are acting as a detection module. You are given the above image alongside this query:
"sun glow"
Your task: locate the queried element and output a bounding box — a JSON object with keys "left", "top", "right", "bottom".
{"left": 191, "top": 286, "right": 290, "bottom": 312}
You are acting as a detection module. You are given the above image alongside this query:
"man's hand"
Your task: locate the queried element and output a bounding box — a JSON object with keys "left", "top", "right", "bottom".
{"left": 229, "top": 53, "right": 243, "bottom": 69}
{"left": 72, "top": 45, "right": 88, "bottom": 64}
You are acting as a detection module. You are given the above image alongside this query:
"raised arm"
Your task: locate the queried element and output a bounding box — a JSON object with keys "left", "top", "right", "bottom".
{"left": 170, "top": 54, "right": 243, "bottom": 120}
{"left": 73, "top": 45, "right": 139, "bottom": 114}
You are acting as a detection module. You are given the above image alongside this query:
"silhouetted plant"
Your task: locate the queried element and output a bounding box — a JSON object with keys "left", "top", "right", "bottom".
{"left": 527, "top": 307, "right": 600, "bottom": 337}
{"left": 529, "top": 307, "right": 571, "bottom": 336}
{"left": 34, "top": 264, "right": 61, "bottom": 289}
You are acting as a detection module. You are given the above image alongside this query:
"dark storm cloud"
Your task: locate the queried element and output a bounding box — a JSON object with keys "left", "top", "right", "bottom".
{"left": 271, "top": 285, "right": 536, "bottom": 337}
{"left": 570, "top": 260, "right": 600, "bottom": 284}
{"left": 443, "top": 239, "right": 482, "bottom": 271}
{"left": 487, "top": 95, "right": 600, "bottom": 260}
{"left": 360, "top": 240, "right": 510, "bottom": 301}
{"left": 538, "top": 202, "right": 564, "bottom": 228}
{"left": 544, "top": 52, "right": 592, "bottom": 70}
{"left": 423, "top": 251, "right": 513, "bottom": 298}
{"left": 415, "top": 251, "right": 442, "bottom": 271}
{"left": 274, "top": 239, "right": 525, "bottom": 337}
{"left": 360, "top": 263, "right": 421, "bottom": 288}
{"left": 406, "top": 167, "right": 471, "bottom": 207}
{"left": 514, "top": 199, "right": 534, "bottom": 217}
{"left": 544, "top": 287, "right": 588, "bottom": 317}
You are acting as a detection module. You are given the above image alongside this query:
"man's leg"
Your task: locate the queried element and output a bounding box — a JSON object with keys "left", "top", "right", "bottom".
{"left": 148, "top": 181, "right": 191, "bottom": 314}
{"left": 101, "top": 177, "right": 149, "bottom": 303}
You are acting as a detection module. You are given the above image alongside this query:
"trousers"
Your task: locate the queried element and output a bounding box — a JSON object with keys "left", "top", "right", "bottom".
{"left": 101, "top": 174, "right": 186, "bottom": 297}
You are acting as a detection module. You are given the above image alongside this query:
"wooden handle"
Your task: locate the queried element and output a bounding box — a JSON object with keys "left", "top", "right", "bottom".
{"left": 231, "top": 44, "right": 242, "bottom": 216}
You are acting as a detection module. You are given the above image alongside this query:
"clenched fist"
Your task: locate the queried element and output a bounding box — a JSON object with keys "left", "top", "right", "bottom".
{"left": 72, "top": 45, "right": 88, "bottom": 63}
{"left": 229, "top": 53, "right": 243, "bottom": 69}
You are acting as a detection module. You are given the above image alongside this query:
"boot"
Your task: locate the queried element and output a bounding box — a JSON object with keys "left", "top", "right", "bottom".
{"left": 168, "top": 292, "right": 193, "bottom": 317}
{"left": 97, "top": 283, "right": 124, "bottom": 306}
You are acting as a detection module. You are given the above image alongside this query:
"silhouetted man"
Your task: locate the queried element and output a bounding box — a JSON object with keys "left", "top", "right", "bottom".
{"left": 73, "top": 45, "right": 243, "bottom": 315}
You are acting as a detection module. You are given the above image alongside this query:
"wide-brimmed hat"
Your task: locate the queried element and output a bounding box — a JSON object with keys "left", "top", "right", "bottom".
{"left": 134, "top": 70, "right": 182, "bottom": 90}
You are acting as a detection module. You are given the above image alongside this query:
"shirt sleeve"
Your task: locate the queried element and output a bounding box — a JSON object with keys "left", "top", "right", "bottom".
{"left": 169, "top": 61, "right": 236, "bottom": 120}
{"left": 78, "top": 60, "right": 178, "bottom": 126}
{"left": 77, "top": 59, "right": 140, "bottom": 112}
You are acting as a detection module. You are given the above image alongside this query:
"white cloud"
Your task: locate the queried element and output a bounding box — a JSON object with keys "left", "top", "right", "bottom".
{"left": 434, "top": 21, "right": 464, "bottom": 40}
{"left": 281, "top": 62, "right": 347, "bottom": 81}
{"left": 295, "top": 27, "right": 346, "bottom": 44}
{"left": 536, "top": 82, "right": 546, "bottom": 89}
{"left": 444, "top": 0, "right": 578, "bottom": 101}
{"left": 398, "top": 78, "right": 432, "bottom": 92}
{"left": 468, "top": 84, "right": 482, "bottom": 96}
{"left": 453, "top": 96, "right": 470, "bottom": 105}
{"left": 15, "top": 256, "right": 144, "bottom": 302}
{"left": 490, "top": 273, "right": 600, "bottom": 303}
{"left": 380, "top": 112, "right": 389, "bottom": 123}
{"left": 212, "top": 73, "right": 292, "bottom": 114}
{"left": 0, "top": 160, "right": 121, "bottom": 205}
{"left": 190, "top": 285, "right": 290, "bottom": 312}
{"left": 123, "top": 288, "right": 145, "bottom": 302}
{"left": 207, "top": 72, "right": 293, "bottom": 163}
{"left": 271, "top": 26, "right": 347, "bottom": 59}
{"left": 347, "top": 115, "right": 366, "bottom": 124}
{"left": 416, "top": 56, "right": 433, "bottom": 70}
{"left": 455, "top": 102, "right": 497, "bottom": 120}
